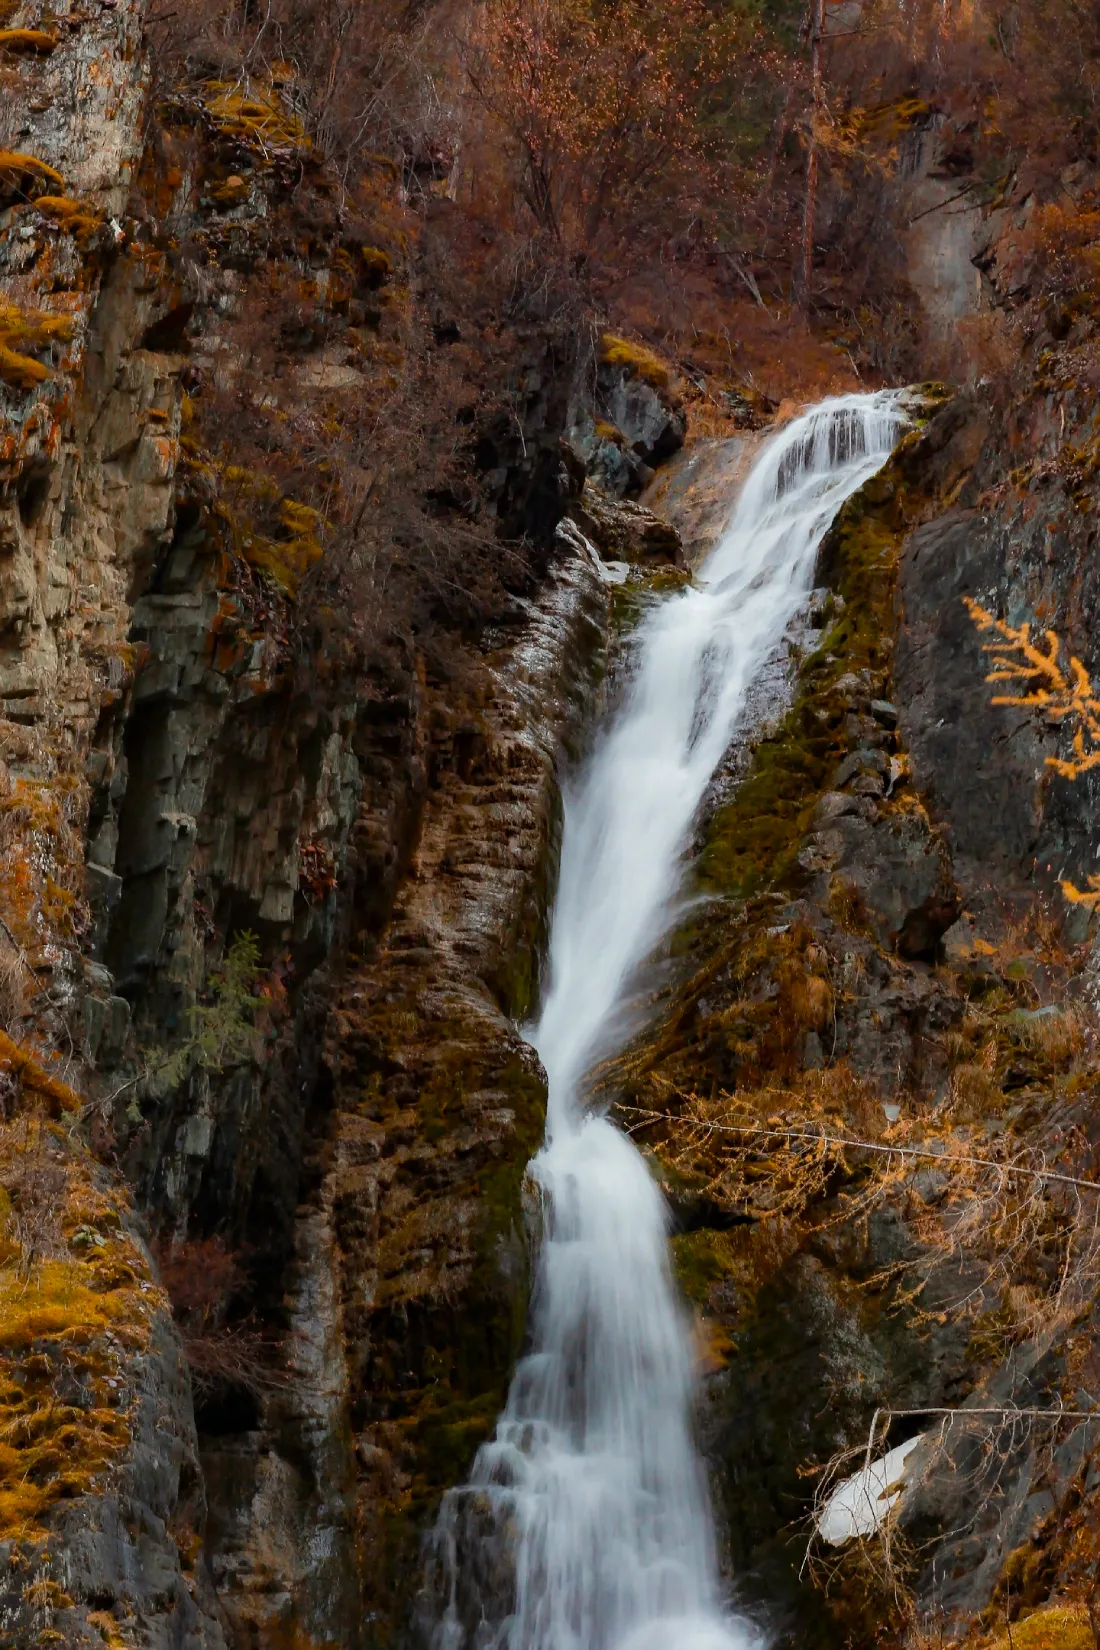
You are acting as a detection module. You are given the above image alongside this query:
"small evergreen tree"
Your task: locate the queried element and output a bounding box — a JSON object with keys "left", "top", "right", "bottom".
{"left": 150, "top": 931, "right": 266, "bottom": 1091}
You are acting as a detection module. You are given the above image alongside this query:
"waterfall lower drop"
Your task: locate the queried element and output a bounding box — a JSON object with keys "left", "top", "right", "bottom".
{"left": 426, "top": 392, "right": 906, "bottom": 1650}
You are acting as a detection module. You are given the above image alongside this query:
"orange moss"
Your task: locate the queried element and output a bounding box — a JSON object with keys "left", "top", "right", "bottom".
{"left": 213, "top": 473, "right": 326, "bottom": 596}
{"left": 0, "top": 1032, "right": 82, "bottom": 1114}
{"left": 0, "top": 1122, "right": 158, "bottom": 1543}
{"left": 598, "top": 331, "right": 673, "bottom": 390}
{"left": 209, "top": 172, "right": 250, "bottom": 206}
{"left": 0, "top": 300, "right": 75, "bottom": 389}
{"left": 30, "top": 194, "right": 103, "bottom": 244}
{"left": 204, "top": 80, "right": 308, "bottom": 154}
{"left": 0, "top": 150, "right": 65, "bottom": 203}
{"left": 989, "top": 1606, "right": 1094, "bottom": 1650}
{"left": 0, "top": 773, "right": 88, "bottom": 970}
{"left": 0, "top": 28, "right": 58, "bottom": 54}
{"left": 360, "top": 245, "right": 392, "bottom": 287}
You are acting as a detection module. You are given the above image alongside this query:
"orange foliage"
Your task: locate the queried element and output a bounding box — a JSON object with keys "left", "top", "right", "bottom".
{"left": 0, "top": 1032, "right": 82, "bottom": 1115}
{"left": 463, "top": 0, "right": 774, "bottom": 253}
{"left": 965, "top": 598, "right": 1100, "bottom": 910}
{"left": 964, "top": 599, "right": 1100, "bottom": 780}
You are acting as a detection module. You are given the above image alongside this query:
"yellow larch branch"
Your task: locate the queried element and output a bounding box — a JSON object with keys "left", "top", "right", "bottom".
{"left": 964, "top": 596, "right": 1100, "bottom": 781}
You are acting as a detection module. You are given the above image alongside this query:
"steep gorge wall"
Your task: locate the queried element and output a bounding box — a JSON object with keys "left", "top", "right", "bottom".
{"left": 625, "top": 381, "right": 1100, "bottom": 1650}
{"left": 0, "top": 3, "right": 617, "bottom": 1643}
{"left": 5, "top": 5, "right": 1100, "bottom": 1650}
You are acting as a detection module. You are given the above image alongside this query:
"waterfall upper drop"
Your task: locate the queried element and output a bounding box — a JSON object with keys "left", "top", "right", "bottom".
{"left": 426, "top": 392, "right": 906, "bottom": 1650}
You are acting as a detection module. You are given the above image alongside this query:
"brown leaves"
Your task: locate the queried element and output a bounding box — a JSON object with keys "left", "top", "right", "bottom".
{"left": 464, "top": 0, "right": 775, "bottom": 251}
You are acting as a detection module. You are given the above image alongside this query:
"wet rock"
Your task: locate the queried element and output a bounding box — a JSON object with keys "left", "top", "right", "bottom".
{"left": 570, "top": 493, "right": 683, "bottom": 565}
{"left": 642, "top": 436, "right": 761, "bottom": 566}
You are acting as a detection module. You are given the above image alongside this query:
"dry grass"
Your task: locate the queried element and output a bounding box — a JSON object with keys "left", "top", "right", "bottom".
{"left": 0, "top": 1120, "right": 157, "bottom": 1541}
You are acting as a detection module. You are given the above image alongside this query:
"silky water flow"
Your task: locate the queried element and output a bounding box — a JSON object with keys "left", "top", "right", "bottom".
{"left": 424, "top": 392, "right": 907, "bottom": 1650}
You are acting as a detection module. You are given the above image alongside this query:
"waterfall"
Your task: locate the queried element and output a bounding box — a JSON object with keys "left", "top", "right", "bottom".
{"left": 425, "top": 391, "right": 906, "bottom": 1650}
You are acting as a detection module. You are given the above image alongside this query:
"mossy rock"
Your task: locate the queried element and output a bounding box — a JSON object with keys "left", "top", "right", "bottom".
{"left": 0, "top": 150, "right": 64, "bottom": 206}
{"left": 990, "top": 1606, "right": 1095, "bottom": 1650}
{"left": 0, "top": 28, "right": 58, "bottom": 55}
{"left": 598, "top": 332, "right": 673, "bottom": 392}
{"left": 360, "top": 246, "right": 393, "bottom": 288}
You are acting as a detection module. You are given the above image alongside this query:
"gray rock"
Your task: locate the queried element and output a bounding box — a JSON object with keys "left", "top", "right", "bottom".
{"left": 601, "top": 367, "right": 687, "bottom": 466}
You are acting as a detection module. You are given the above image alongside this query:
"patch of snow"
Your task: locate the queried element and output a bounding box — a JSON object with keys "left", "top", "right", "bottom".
{"left": 817, "top": 1435, "right": 923, "bottom": 1545}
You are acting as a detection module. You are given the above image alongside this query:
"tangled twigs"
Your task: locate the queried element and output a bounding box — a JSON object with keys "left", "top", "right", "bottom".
{"left": 804, "top": 1400, "right": 1100, "bottom": 1596}
{"left": 621, "top": 1104, "right": 1100, "bottom": 1196}
{"left": 623, "top": 1094, "right": 1100, "bottom": 1336}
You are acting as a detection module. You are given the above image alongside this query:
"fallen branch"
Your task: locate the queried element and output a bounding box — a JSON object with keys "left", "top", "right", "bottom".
{"left": 619, "top": 1105, "right": 1100, "bottom": 1195}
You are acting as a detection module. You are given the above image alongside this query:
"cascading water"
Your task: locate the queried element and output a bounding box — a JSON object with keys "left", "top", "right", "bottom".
{"left": 425, "top": 391, "right": 906, "bottom": 1650}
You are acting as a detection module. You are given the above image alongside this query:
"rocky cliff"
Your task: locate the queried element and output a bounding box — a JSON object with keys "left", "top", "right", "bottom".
{"left": 0, "top": 2, "right": 611, "bottom": 1642}
{"left": 618, "top": 374, "right": 1100, "bottom": 1649}
{"left": 3, "top": 5, "right": 1100, "bottom": 1650}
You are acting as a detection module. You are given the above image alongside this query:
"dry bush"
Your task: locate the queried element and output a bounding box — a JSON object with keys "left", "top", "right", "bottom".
{"left": 0, "top": 1117, "right": 68, "bottom": 1273}
{"left": 1018, "top": 1007, "right": 1088, "bottom": 1068}
{"left": 458, "top": 0, "right": 781, "bottom": 257}
{"left": 628, "top": 1075, "right": 1100, "bottom": 1344}
{"left": 948, "top": 1042, "right": 1002, "bottom": 1121}
{"left": 147, "top": 0, "right": 453, "bottom": 182}
{"left": 157, "top": 1235, "right": 287, "bottom": 1398}
{"left": 803, "top": 1400, "right": 1099, "bottom": 1609}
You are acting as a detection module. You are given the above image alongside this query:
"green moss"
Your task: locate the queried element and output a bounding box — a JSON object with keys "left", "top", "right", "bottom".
{"left": 697, "top": 430, "right": 930, "bottom": 903}
{"left": 409, "top": 1391, "right": 502, "bottom": 1497}
{"left": 672, "top": 1229, "right": 730, "bottom": 1305}
{"left": 610, "top": 565, "right": 693, "bottom": 633}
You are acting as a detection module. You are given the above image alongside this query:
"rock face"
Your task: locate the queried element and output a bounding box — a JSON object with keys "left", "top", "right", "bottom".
{"left": 610, "top": 391, "right": 1100, "bottom": 1649}
{"left": 570, "top": 492, "right": 683, "bottom": 565}
{"left": 205, "top": 526, "right": 608, "bottom": 1643}
{"left": 0, "top": 4, "right": 617, "bottom": 1642}
{"left": 642, "top": 434, "right": 762, "bottom": 566}
{"left": 569, "top": 349, "right": 688, "bottom": 497}
{"left": 894, "top": 395, "right": 1100, "bottom": 923}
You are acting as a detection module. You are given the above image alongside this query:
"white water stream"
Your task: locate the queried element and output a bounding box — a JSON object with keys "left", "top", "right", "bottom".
{"left": 428, "top": 392, "right": 905, "bottom": 1650}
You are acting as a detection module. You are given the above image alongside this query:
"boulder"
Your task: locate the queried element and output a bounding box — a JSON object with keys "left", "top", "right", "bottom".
{"left": 569, "top": 493, "right": 683, "bottom": 565}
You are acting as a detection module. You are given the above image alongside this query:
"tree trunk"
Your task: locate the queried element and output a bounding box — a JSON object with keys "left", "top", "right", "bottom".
{"left": 799, "top": 0, "right": 826, "bottom": 307}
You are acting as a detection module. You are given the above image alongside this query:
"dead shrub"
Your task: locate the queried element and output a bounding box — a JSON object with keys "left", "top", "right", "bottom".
{"left": 0, "top": 1117, "right": 68, "bottom": 1273}
{"left": 157, "top": 1235, "right": 287, "bottom": 1399}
